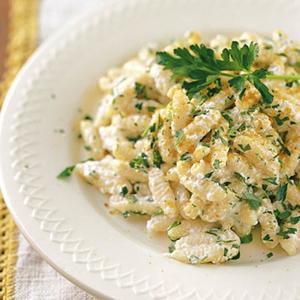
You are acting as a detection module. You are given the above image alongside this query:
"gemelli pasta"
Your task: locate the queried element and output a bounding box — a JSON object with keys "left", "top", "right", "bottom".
{"left": 72, "top": 31, "right": 300, "bottom": 264}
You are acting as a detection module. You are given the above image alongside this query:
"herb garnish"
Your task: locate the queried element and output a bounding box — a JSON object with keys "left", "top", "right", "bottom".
{"left": 135, "top": 102, "right": 143, "bottom": 111}
{"left": 57, "top": 165, "right": 75, "bottom": 179}
{"left": 168, "top": 220, "right": 182, "bottom": 231}
{"left": 135, "top": 82, "right": 148, "bottom": 99}
{"left": 263, "top": 234, "right": 273, "bottom": 241}
{"left": 243, "top": 192, "right": 261, "bottom": 210}
{"left": 180, "top": 152, "right": 192, "bottom": 161}
{"left": 153, "top": 147, "right": 164, "bottom": 168}
{"left": 276, "top": 183, "right": 288, "bottom": 202}
{"left": 120, "top": 186, "right": 129, "bottom": 197}
{"left": 240, "top": 233, "right": 253, "bottom": 244}
{"left": 156, "top": 42, "right": 300, "bottom": 103}
{"left": 129, "top": 153, "right": 150, "bottom": 171}
{"left": 175, "top": 129, "right": 185, "bottom": 145}
{"left": 238, "top": 144, "right": 251, "bottom": 152}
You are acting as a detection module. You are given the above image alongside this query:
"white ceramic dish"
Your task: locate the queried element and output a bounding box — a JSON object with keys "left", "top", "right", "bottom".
{"left": 1, "top": 0, "right": 300, "bottom": 299}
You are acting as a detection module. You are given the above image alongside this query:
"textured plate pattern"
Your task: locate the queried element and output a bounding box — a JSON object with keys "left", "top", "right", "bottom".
{"left": 1, "top": 0, "right": 300, "bottom": 299}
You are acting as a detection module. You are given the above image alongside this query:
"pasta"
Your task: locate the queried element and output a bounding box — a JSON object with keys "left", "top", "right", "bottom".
{"left": 73, "top": 31, "right": 300, "bottom": 265}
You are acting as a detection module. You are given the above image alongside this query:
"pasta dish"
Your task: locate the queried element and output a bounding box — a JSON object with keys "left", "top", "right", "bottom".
{"left": 60, "top": 31, "right": 300, "bottom": 264}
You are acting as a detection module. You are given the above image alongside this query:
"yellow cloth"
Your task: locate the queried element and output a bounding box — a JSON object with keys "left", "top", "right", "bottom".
{"left": 0, "top": 0, "right": 38, "bottom": 299}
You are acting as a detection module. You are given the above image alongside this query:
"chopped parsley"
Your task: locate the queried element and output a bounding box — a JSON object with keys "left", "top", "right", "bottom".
{"left": 147, "top": 106, "right": 156, "bottom": 112}
{"left": 237, "top": 123, "right": 247, "bottom": 132}
{"left": 266, "top": 252, "right": 273, "bottom": 258}
{"left": 243, "top": 192, "right": 261, "bottom": 210}
{"left": 221, "top": 112, "right": 233, "bottom": 124}
{"left": 127, "top": 135, "right": 142, "bottom": 143}
{"left": 276, "top": 183, "right": 288, "bottom": 201}
{"left": 175, "top": 129, "right": 185, "bottom": 145}
{"left": 290, "top": 216, "right": 300, "bottom": 225}
{"left": 180, "top": 152, "right": 192, "bottom": 161}
{"left": 204, "top": 171, "right": 214, "bottom": 179}
{"left": 122, "top": 211, "right": 146, "bottom": 218}
{"left": 168, "top": 242, "right": 176, "bottom": 253}
{"left": 57, "top": 165, "right": 75, "bottom": 179}
{"left": 120, "top": 186, "right": 129, "bottom": 197}
{"left": 153, "top": 208, "right": 163, "bottom": 216}
{"left": 224, "top": 248, "right": 228, "bottom": 256}
{"left": 238, "top": 144, "right": 251, "bottom": 152}
{"left": 274, "top": 115, "right": 289, "bottom": 126}
{"left": 84, "top": 145, "right": 92, "bottom": 151}
{"left": 263, "top": 177, "right": 278, "bottom": 185}
{"left": 129, "top": 153, "right": 150, "bottom": 171}
{"left": 135, "top": 82, "right": 148, "bottom": 99}
{"left": 83, "top": 114, "right": 93, "bottom": 121}
{"left": 152, "top": 147, "right": 164, "bottom": 168}
{"left": 135, "top": 102, "right": 143, "bottom": 111}
{"left": 240, "top": 233, "right": 253, "bottom": 244}
{"left": 277, "top": 138, "right": 291, "bottom": 156}
{"left": 263, "top": 234, "right": 273, "bottom": 241}
{"left": 168, "top": 220, "right": 181, "bottom": 231}
{"left": 274, "top": 209, "right": 291, "bottom": 221}
{"left": 199, "top": 141, "right": 210, "bottom": 147}
{"left": 213, "top": 159, "right": 221, "bottom": 169}
{"left": 278, "top": 227, "right": 297, "bottom": 239}
{"left": 128, "top": 195, "right": 138, "bottom": 204}
{"left": 234, "top": 172, "right": 247, "bottom": 184}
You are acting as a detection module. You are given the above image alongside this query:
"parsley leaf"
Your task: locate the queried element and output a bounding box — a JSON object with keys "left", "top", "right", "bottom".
{"left": 156, "top": 41, "right": 300, "bottom": 104}
{"left": 276, "top": 183, "right": 288, "bottom": 201}
{"left": 135, "top": 82, "right": 148, "bottom": 99}
{"left": 240, "top": 233, "right": 253, "bottom": 244}
{"left": 57, "top": 165, "right": 75, "bottom": 179}
{"left": 180, "top": 152, "right": 192, "bottom": 161}
{"left": 153, "top": 147, "right": 164, "bottom": 168}
{"left": 175, "top": 129, "right": 185, "bottom": 145}
{"left": 129, "top": 153, "right": 150, "bottom": 171}
{"left": 291, "top": 216, "right": 300, "bottom": 225}
{"left": 238, "top": 144, "right": 251, "bottom": 152}
{"left": 168, "top": 220, "right": 181, "bottom": 231}
{"left": 120, "top": 186, "right": 129, "bottom": 197}
{"left": 243, "top": 192, "right": 261, "bottom": 210}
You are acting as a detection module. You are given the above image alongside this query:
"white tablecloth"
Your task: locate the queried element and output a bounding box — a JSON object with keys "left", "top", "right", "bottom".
{"left": 15, "top": 1, "right": 105, "bottom": 299}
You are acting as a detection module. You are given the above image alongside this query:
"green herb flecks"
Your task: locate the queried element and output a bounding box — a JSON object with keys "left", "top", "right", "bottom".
{"left": 168, "top": 220, "right": 182, "bottom": 231}
{"left": 278, "top": 227, "right": 297, "bottom": 239}
{"left": 276, "top": 183, "right": 288, "bottom": 202}
{"left": 263, "top": 234, "right": 273, "bottom": 241}
{"left": 175, "top": 129, "right": 185, "bottom": 145}
{"left": 120, "top": 186, "right": 129, "bottom": 197}
{"left": 129, "top": 153, "right": 150, "bottom": 171}
{"left": 240, "top": 233, "right": 253, "bottom": 244}
{"left": 127, "top": 135, "right": 142, "bottom": 143}
{"left": 168, "top": 242, "right": 176, "bottom": 253}
{"left": 180, "top": 152, "right": 192, "bottom": 161}
{"left": 243, "top": 192, "right": 262, "bottom": 210}
{"left": 238, "top": 144, "right": 251, "bottom": 152}
{"left": 290, "top": 216, "right": 300, "bottom": 225}
{"left": 122, "top": 210, "right": 147, "bottom": 218}
{"left": 213, "top": 159, "right": 221, "bottom": 169}
{"left": 152, "top": 147, "right": 164, "bottom": 168}
{"left": 135, "top": 82, "right": 148, "bottom": 99}
{"left": 57, "top": 165, "right": 75, "bottom": 179}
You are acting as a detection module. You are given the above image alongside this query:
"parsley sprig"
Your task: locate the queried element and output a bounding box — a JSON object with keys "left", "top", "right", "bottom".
{"left": 156, "top": 41, "right": 300, "bottom": 103}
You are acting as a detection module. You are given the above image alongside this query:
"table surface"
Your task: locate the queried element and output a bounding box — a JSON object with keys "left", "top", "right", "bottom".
{"left": 0, "top": 0, "right": 9, "bottom": 81}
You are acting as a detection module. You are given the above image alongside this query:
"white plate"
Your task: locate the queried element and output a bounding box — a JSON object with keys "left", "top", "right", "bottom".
{"left": 1, "top": 0, "right": 300, "bottom": 299}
